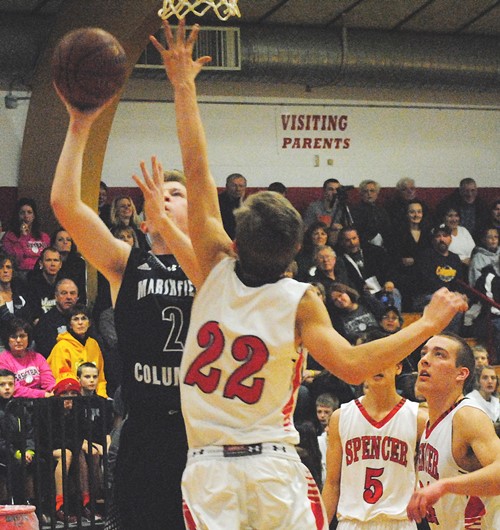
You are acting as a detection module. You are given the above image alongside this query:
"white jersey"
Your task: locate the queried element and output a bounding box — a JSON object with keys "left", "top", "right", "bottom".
{"left": 465, "top": 389, "right": 500, "bottom": 423}
{"left": 337, "top": 397, "right": 419, "bottom": 524}
{"left": 417, "top": 398, "right": 500, "bottom": 529}
{"left": 180, "top": 257, "right": 310, "bottom": 448}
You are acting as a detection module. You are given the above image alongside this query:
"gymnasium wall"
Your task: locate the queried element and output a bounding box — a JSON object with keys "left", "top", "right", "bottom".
{"left": 1, "top": 90, "right": 499, "bottom": 226}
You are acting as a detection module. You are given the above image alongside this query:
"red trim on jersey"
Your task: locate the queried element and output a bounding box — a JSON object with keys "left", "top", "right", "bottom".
{"left": 424, "top": 397, "right": 466, "bottom": 438}
{"left": 305, "top": 471, "right": 326, "bottom": 529}
{"left": 355, "top": 397, "right": 407, "bottom": 428}
{"left": 282, "top": 349, "right": 305, "bottom": 428}
{"left": 182, "top": 500, "right": 197, "bottom": 530}
{"left": 464, "top": 496, "right": 486, "bottom": 529}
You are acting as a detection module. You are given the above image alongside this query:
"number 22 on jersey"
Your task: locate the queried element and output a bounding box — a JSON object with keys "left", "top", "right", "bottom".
{"left": 183, "top": 321, "right": 269, "bottom": 404}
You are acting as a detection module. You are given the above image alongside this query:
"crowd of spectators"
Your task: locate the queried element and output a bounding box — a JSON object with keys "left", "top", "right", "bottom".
{"left": 0, "top": 175, "right": 498, "bottom": 523}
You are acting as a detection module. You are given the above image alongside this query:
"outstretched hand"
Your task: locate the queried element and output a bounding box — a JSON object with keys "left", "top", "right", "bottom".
{"left": 132, "top": 156, "right": 168, "bottom": 232}
{"left": 422, "top": 287, "right": 468, "bottom": 334}
{"left": 150, "top": 19, "right": 211, "bottom": 86}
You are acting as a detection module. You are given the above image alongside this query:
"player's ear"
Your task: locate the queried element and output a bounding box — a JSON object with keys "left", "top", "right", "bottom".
{"left": 395, "top": 362, "right": 403, "bottom": 376}
{"left": 140, "top": 220, "right": 148, "bottom": 234}
{"left": 456, "top": 366, "right": 470, "bottom": 383}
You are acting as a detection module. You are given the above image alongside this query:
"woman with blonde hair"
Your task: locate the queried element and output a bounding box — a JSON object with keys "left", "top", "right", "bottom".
{"left": 110, "top": 195, "right": 148, "bottom": 249}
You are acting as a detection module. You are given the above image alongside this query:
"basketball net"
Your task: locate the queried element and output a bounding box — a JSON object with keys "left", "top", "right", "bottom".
{"left": 158, "top": 0, "right": 240, "bottom": 21}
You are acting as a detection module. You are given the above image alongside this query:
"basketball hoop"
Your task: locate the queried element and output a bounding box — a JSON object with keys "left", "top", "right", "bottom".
{"left": 158, "top": 0, "right": 241, "bottom": 21}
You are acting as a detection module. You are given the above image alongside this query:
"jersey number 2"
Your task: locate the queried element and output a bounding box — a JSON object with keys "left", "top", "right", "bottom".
{"left": 162, "top": 306, "right": 185, "bottom": 352}
{"left": 183, "top": 321, "right": 269, "bottom": 404}
{"left": 363, "top": 467, "right": 384, "bottom": 504}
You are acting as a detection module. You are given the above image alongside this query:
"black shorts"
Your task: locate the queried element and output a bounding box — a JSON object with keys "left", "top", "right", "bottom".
{"left": 109, "top": 412, "right": 188, "bottom": 530}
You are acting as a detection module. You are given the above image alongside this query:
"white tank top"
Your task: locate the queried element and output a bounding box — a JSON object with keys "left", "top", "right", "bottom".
{"left": 180, "top": 257, "right": 310, "bottom": 448}
{"left": 337, "top": 397, "right": 419, "bottom": 522}
{"left": 417, "top": 398, "right": 500, "bottom": 529}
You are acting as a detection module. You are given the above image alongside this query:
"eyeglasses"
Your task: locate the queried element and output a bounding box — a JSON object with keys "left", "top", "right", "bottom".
{"left": 71, "top": 316, "right": 89, "bottom": 322}
{"left": 9, "top": 333, "right": 28, "bottom": 340}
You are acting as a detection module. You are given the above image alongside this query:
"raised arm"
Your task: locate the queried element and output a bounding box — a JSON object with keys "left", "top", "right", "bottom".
{"left": 151, "top": 20, "right": 233, "bottom": 285}
{"left": 297, "top": 287, "right": 467, "bottom": 385}
{"left": 50, "top": 91, "right": 131, "bottom": 302}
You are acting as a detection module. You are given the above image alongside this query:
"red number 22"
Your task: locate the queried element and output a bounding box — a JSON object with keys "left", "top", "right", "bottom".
{"left": 183, "top": 321, "right": 269, "bottom": 404}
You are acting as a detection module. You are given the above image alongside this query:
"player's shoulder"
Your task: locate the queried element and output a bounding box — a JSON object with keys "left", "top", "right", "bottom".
{"left": 453, "top": 402, "right": 495, "bottom": 437}
{"left": 297, "top": 284, "right": 326, "bottom": 312}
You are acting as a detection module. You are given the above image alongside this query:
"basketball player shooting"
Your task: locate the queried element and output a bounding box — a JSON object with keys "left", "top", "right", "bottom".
{"left": 152, "top": 20, "right": 468, "bottom": 529}
{"left": 51, "top": 70, "right": 201, "bottom": 529}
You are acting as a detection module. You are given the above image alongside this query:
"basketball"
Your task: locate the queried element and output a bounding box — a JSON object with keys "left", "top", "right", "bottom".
{"left": 52, "top": 27, "right": 127, "bottom": 111}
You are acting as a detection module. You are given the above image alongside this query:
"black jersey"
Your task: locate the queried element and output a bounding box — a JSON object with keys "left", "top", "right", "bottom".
{"left": 114, "top": 248, "right": 195, "bottom": 415}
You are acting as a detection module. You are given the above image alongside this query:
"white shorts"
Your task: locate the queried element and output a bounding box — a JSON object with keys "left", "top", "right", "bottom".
{"left": 181, "top": 442, "right": 328, "bottom": 530}
{"left": 337, "top": 519, "right": 417, "bottom": 530}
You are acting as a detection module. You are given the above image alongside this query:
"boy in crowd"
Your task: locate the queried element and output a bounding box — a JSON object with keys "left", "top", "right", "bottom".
{"left": 316, "top": 393, "right": 338, "bottom": 434}
{"left": 0, "top": 369, "right": 35, "bottom": 503}
{"left": 77, "top": 362, "right": 110, "bottom": 522}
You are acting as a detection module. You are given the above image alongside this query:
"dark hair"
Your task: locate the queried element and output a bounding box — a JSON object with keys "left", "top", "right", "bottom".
{"left": 0, "top": 252, "right": 17, "bottom": 275}
{"left": 380, "top": 305, "right": 404, "bottom": 325}
{"left": 323, "top": 178, "right": 339, "bottom": 189}
{"left": 439, "top": 332, "right": 475, "bottom": 393}
{"left": 302, "top": 222, "right": 329, "bottom": 254}
{"left": 459, "top": 178, "right": 476, "bottom": 188}
{"left": 295, "top": 420, "right": 324, "bottom": 489}
{"left": 1, "top": 318, "right": 33, "bottom": 352}
{"left": 0, "top": 369, "right": 15, "bottom": 379}
{"left": 77, "top": 361, "right": 99, "bottom": 378}
{"left": 100, "top": 181, "right": 108, "bottom": 190}
{"left": 68, "top": 303, "right": 91, "bottom": 321}
{"left": 441, "top": 206, "right": 460, "bottom": 222}
{"left": 39, "top": 246, "right": 61, "bottom": 263}
{"left": 431, "top": 224, "right": 452, "bottom": 237}
{"left": 9, "top": 197, "right": 43, "bottom": 239}
{"left": 328, "top": 282, "right": 360, "bottom": 303}
{"left": 478, "top": 225, "right": 499, "bottom": 247}
{"left": 51, "top": 228, "right": 78, "bottom": 256}
{"left": 267, "top": 182, "right": 287, "bottom": 195}
{"left": 226, "top": 173, "right": 246, "bottom": 185}
{"left": 489, "top": 198, "right": 500, "bottom": 219}
{"left": 338, "top": 225, "right": 360, "bottom": 244}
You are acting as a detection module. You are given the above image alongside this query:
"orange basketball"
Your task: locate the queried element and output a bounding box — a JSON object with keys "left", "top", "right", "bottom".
{"left": 52, "top": 27, "right": 127, "bottom": 111}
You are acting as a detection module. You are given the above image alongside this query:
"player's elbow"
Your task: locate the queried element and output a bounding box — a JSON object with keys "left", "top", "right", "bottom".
{"left": 50, "top": 193, "right": 64, "bottom": 217}
{"left": 342, "top": 372, "right": 365, "bottom": 386}
{"left": 336, "top": 362, "right": 366, "bottom": 385}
